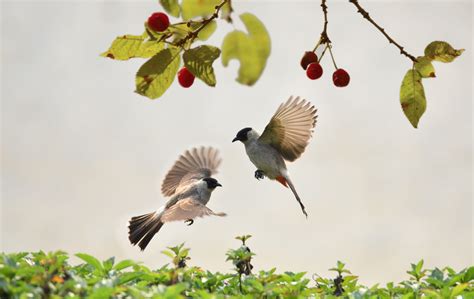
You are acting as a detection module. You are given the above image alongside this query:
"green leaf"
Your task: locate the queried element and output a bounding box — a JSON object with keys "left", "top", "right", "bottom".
{"left": 117, "top": 272, "right": 144, "bottom": 284}
{"left": 135, "top": 47, "right": 181, "bottom": 99}
{"left": 75, "top": 253, "right": 103, "bottom": 273}
{"left": 414, "top": 56, "right": 436, "bottom": 78}
{"left": 183, "top": 45, "right": 221, "bottom": 86}
{"left": 424, "top": 41, "right": 464, "bottom": 63}
{"left": 197, "top": 20, "right": 217, "bottom": 41}
{"left": 162, "top": 250, "right": 175, "bottom": 259}
{"left": 101, "top": 34, "right": 163, "bottom": 60}
{"left": 415, "top": 260, "right": 424, "bottom": 274}
{"left": 113, "top": 259, "right": 136, "bottom": 271}
{"left": 463, "top": 266, "right": 474, "bottom": 282}
{"left": 451, "top": 283, "right": 468, "bottom": 297}
{"left": 102, "top": 257, "right": 115, "bottom": 272}
{"left": 160, "top": 0, "right": 180, "bottom": 18}
{"left": 222, "top": 13, "right": 271, "bottom": 86}
{"left": 400, "top": 69, "right": 426, "bottom": 128}
{"left": 422, "top": 289, "right": 442, "bottom": 298}
{"left": 181, "top": 0, "right": 224, "bottom": 21}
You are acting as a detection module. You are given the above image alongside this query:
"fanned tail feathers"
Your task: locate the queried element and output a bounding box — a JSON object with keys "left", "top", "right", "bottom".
{"left": 128, "top": 212, "right": 164, "bottom": 251}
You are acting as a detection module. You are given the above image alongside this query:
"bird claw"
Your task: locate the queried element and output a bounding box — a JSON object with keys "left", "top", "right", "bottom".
{"left": 254, "top": 170, "right": 265, "bottom": 180}
{"left": 185, "top": 219, "right": 194, "bottom": 226}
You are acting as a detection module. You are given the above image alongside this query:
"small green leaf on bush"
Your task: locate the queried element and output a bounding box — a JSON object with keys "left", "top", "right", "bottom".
{"left": 75, "top": 253, "right": 103, "bottom": 272}
{"left": 160, "top": 0, "right": 180, "bottom": 18}
{"left": 400, "top": 69, "right": 426, "bottom": 128}
{"left": 181, "top": 0, "right": 220, "bottom": 20}
{"left": 113, "top": 259, "right": 136, "bottom": 271}
{"left": 463, "top": 266, "right": 474, "bottom": 282}
{"left": 135, "top": 47, "right": 181, "bottom": 99}
{"left": 197, "top": 20, "right": 217, "bottom": 41}
{"left": 424, "top": 41, "right": 464, "bottom": 63}
{"left": 222, "top": 13, "right": 271, "bottom": 86}
{"left": 101, "top": 34, "right": 163, "bottom": 60}
{"left": 183, "top": 45, "right": 221, "bottom": 86}
{"left": 414, "top": 56, "right": 436, "bottom": 78}
{"left": 451, "top": 283, "right": 468, "bottom": 297}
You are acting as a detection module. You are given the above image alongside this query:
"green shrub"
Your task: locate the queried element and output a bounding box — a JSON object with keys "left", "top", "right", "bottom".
{"left": 1, "top": 236, "right": 473, "bottom": 298}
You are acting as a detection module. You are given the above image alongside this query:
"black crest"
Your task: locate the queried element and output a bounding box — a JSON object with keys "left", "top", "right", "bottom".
{"left": 233, "top": 127, "right": 252, "bottom": 142}
{"left": 203, "top": 177, "right": 222, "bottom": 189}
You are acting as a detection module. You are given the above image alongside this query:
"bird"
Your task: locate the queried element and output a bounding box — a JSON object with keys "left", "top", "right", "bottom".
{"left": 232, "top": 96, "right": 317, "bottom": 217}
{"left": 128, "top": 146, "right": 226, "bottom": 251}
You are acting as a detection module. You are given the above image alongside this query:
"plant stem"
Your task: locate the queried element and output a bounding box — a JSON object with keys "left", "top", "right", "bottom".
{"left": 312, "top": 0, "right": 330, "bottom": 52}
{"left": 239, "top": 273, "right": 243, "bottom": 293}
{"left": 318, "top": 44, "right": 329, "bottom": 63}
{"left": 348, "top": 0, "right": 417, "bottom": 62}
{"left": 175, "top": 0, "right": 229, "bottom": 48}
{"left": 328, "top": 45, "right": 338, "bottom": 69}
{"left": 320, "top": 0, "right": 331, "bottom": 44}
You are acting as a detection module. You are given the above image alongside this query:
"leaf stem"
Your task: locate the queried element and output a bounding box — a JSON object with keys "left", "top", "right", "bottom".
{"left": 347, "top": 0, "right": 417, "bottom": 62}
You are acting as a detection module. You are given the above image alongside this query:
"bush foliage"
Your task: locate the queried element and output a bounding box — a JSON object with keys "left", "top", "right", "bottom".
{"left": 1, "top": 236, "right": 473, "bottom": 298}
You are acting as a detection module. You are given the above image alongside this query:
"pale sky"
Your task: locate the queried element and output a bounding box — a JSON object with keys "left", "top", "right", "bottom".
{"left": 1, "top": 0, "right": 472, "bottom": 285}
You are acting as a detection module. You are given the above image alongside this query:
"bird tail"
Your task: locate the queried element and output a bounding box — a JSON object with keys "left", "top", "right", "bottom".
{"left": 128, "top": 209, "right": 164, "bottom": 251}
{"left": 281, "top": 175, "right": 308, "bottom": 218}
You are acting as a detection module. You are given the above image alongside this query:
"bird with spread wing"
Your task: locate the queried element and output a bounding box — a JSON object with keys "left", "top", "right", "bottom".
{"left": 232, "top": 96, "right": 317, "bottom": 217}
{"left": 128, "top": 147, "right": 226, "bottom": 250}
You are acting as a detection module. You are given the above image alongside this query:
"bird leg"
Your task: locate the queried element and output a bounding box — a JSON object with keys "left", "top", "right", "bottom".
{"left": 254, "top": 170, "right": 265, "bottom": 180}
{"left": 185, "top": 219, "right": 194, "bottom": 226}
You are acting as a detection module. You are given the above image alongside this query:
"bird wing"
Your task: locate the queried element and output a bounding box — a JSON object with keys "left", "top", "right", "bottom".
{"left": 161, "top": 147, "right": 221, "bottom": 197}
{"left": 258, "top": 96, "right": 317, "bottom": 162}
{"left": 160, "top": 198, "right": 226, "bottom": 222}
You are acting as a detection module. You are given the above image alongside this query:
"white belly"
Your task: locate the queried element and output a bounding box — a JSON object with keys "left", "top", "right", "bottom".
{"left": 245, "top": 141, "right": 286, "bottom": 179}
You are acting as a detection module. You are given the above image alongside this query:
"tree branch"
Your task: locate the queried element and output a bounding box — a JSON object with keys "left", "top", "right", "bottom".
{"left": 348, "top": 0, "right": 417, "bottom": 62}
{"left": 175, "top": 0, "right": 229, "bottom": 48}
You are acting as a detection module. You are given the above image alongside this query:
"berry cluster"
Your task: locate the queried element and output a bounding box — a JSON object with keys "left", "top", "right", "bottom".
{"left": 147, "top": 12, "right": 197, "bottom": 88}
{"left": 300, "top": 51, "right": 350, "bottom": 87}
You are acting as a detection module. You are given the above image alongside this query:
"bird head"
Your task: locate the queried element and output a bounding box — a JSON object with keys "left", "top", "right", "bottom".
{"left": 202, "top": 177, "right": 222, "bottom": 190}
{"left": 232, "top": 127, "right": 253, "bottom": 143}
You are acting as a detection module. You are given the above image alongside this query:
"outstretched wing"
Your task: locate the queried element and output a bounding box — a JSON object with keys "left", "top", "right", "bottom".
{"left": 161, "top": 147, "right": 221, "bottom": 197}
{"left": 161, "top": 198, "right": 226, "bottom": 222}
{"left": 259, "top": 96, "right": 317, "bottom": 162}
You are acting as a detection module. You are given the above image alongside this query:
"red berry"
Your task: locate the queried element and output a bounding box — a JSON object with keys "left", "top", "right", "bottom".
{"left": 178, "top": 67, "right": 195, "bottom": 88}
{"left": 300, "top": 51, "right": 318, "bottom": 70}
{"left": 332, "top": 68, "right": 350, "bottom": 87}
{"left": 148, "top": 12, "right": 170, "bottom": 32}
{"left": 306, "top": 62, "right": 323, "bottom": 80}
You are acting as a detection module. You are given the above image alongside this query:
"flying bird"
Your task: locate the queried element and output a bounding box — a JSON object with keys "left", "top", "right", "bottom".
{"left": 232, "top": 96, "right": 317, "bottom": 217}
{"left": 128, "top": 147, "right": 226, "bottom": 251}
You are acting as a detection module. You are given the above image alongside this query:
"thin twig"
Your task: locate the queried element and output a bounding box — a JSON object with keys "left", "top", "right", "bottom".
{"left": 320, "top": 0, "right": 330, "bottom": 44}
{"left": 348, "top": 0, "right": 417, "bottom": 62}
{"left": 312, "top": 0, "right": 330, "bottom": 52}
{"left": 317, "top": 44, "right": 329, "bottom": 62}
{"left": 328, "top": 45, "right": 338, "bottom": 69}
{"left": 175, "top": 0, "right": 229, "bottom": 48}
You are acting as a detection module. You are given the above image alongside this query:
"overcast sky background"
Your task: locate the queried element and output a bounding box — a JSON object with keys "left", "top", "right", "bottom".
{"left": 1, "top": 0, "right": 472, "bottom": 285}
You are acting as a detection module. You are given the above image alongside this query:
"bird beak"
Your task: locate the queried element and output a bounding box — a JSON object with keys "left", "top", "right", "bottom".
{"left": 216, "top": 183, "right": 222, "bottom": 187}
{"left": 232, "top": 137, "right": 239, "bottom": 143}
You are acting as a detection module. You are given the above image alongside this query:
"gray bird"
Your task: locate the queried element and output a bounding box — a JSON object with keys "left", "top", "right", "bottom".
{"left": 128, "top": 147, "right": 226, "bottom": 250}
{"left": 232, "top": 96, "right": 317, "bottom": 217}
